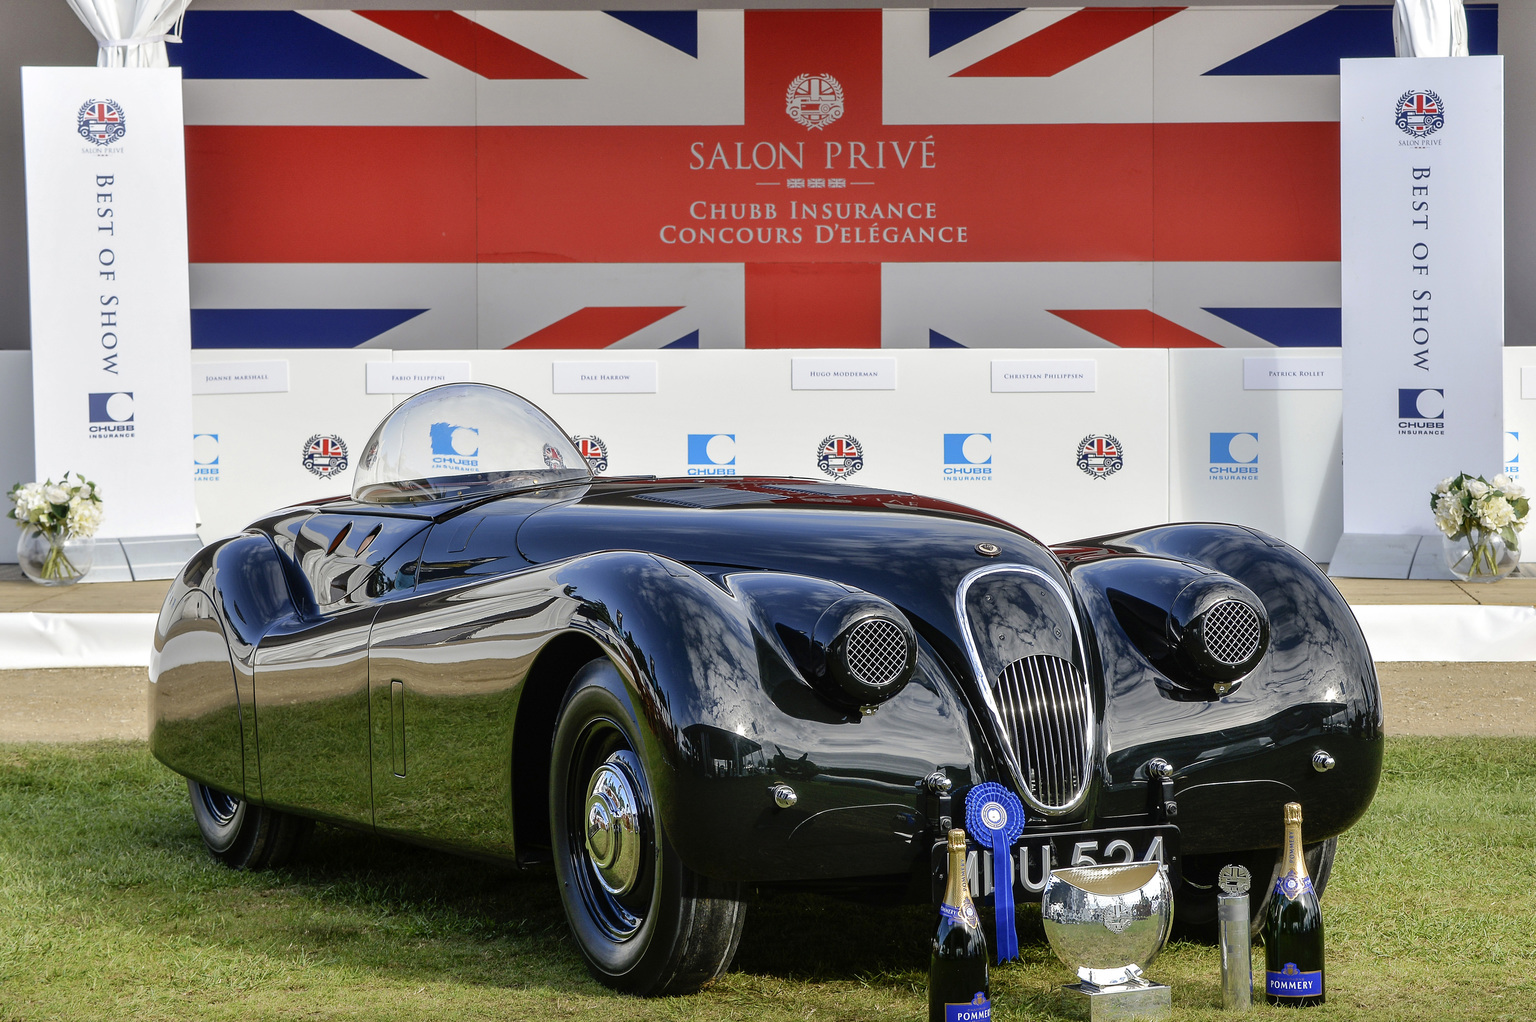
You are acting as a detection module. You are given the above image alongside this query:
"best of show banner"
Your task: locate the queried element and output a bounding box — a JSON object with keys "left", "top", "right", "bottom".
{"left": 1340, "top": 56, "right": 1503, "bottom": 536}
{"left": 164, "top": 6, "right": 1499, "bottom": 352}
{"left": 22, "top": 67, "right": 196, "bottom": 538}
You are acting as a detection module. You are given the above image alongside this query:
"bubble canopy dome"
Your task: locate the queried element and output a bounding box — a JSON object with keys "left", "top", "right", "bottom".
{"left": 352, "top": 384, "right": 590, "bottom": 504}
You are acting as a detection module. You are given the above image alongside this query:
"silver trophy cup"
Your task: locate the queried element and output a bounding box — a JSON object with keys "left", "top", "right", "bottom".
{"left": 1041, "top": 861, "right": 1174, "bottom": 1021}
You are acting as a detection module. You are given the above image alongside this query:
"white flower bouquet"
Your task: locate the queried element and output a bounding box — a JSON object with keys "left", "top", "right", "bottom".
{"left": 6, "top": 472, "right": 104, "bottom": 582}
{"left": 1431, "top": 472, "right": 1528, "bottom": 579}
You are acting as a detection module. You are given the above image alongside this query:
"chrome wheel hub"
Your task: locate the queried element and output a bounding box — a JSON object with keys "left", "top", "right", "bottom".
{"left": 584, "top": 758, "right": 643, "bottom": 896}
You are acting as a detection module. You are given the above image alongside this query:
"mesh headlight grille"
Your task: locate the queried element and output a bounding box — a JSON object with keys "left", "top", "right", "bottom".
{"left": 844, "top": 618, "right": 909, "bottom": 688}
{"left": 1202, "top": 599, "right": 1262, "bottom": 667}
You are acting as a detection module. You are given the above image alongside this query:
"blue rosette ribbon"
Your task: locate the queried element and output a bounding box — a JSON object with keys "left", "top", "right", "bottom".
{"left": 965, "top": 782, "right": 1025, "bottom": 963}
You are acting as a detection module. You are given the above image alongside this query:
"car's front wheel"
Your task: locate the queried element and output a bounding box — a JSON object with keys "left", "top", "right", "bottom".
{"left": 550, "top": 658, "right": 746, "bottom": 995}
{"left": 187, "top": 779, "right": 311, "bottom": 869}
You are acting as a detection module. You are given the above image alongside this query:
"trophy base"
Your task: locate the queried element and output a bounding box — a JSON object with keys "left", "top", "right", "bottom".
{"left": 1062, "top": 979, "right": 1172, "bottom": 1021}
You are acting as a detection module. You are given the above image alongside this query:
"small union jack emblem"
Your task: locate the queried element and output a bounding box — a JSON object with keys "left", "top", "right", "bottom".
{"left": 786, "top": 73, "right": 844, "bottom": 131}
{"left": 1076, "top": 434, "right": 1124, "bottom": 480}
{"left": 301, "top": 433, "right": 349, "bottom": 479}
{"left": 817, "top": 434, "right": 864, "bottom": 480}
{"left": 573, "top": 435, "right": 609, "bottom": 474}
{"left": 77, "top": 98, "right": 126, "bottom": 146}
{"left": 1395, "top": 89, "right": 1445, "bottom": 138}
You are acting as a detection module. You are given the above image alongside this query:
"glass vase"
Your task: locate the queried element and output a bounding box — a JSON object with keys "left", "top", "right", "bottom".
{"left": 1442, "top": 528, "right": 1519, "bottom": 583}
{"left": 16, "top": 524, "right": 94, "bottom": 586}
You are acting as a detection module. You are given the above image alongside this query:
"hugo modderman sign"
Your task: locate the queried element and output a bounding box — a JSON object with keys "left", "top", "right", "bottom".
{"left": 1340, "top": 56, "right": 1503, "bottom": 538}
{"left": 22, "top": 67, "right": 195, "bottom": 539}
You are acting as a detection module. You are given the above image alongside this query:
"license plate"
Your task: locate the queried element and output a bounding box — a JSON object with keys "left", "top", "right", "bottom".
{"left": 941, "top": 825, "right": 1181, "bottom": 903}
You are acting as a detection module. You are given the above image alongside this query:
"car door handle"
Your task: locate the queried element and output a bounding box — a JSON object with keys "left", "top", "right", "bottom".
{"left": 390, "top": 679, "right": 406, "bottom": 777}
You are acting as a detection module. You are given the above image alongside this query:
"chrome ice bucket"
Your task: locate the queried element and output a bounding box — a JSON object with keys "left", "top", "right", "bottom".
{"left": 1041, "top": 861, "right": 1173, "bottom": 1020}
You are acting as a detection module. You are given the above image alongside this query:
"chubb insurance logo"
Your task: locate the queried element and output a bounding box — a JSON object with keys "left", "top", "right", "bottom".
{"left": 1507, "top": 431, "right": 1520, "bottom": 483}
{"left": 78, "top": 98, "right": 126, "bottom": 146}
{"left": 1076, "top": 434, "right": 1123, "bottom": 480}
{"left": 1395, "top": 89, "right": 1445, "bottom": 138}
{"left": 786, "top": 73, "right": 844, "bottom": 130}
{"left": 193, "top": 433, "right": 219, "bottom": 482}
{"left": 302, "top": 434, "right": 349, "bottom": 479}
{"left": 1209, "top": 432, "right": 1259, "bottom": 481}
{"left": 687, "top": 433, "right": 736, "bottom": 476}
{"left": 429, "top": 421, "right": 479, "bottom": 472}
{"left": 1398, "top": 388, "right": 1446, "bottom": 435}
{"left": 817, "top": 435, "right": 864, "bottom": 480}
{"left": 573, "top": 435, "right": 609, "bottom": 474}
{"left": 88, "top": 392, "right": 134, "bottom": 439}
{"left": 943, "top": 433, "right": 992, "bottom": 482}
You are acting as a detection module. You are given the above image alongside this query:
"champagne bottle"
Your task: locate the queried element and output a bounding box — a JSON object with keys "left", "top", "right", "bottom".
{"left": 1264, "top": 802, "right": 1325, "bottom": 1006}
{"left": 930, "top": 828, "right": 990, "bottom": 1022}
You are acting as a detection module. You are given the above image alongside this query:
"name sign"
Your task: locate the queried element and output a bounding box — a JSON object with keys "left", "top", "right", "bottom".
{"left": 990, "top": 359, "right": 1096, "bottom": 393}
{"left": 791, "top": 357, "right": 897, "bottom": 390}
{"left": 1522, "top": 366, "right": 1536, "bottom": 400}
{"left": 366, "top": 361, "right": 471, "bottom": 395}
{"left": 1243, "top": 357, "right": 1341, "bottom": 391}
{"left": 192, "top": 360, "right": 289, "bottom": 394}
{"left": 552, "top": 361, "right": 659, "bottom": 394}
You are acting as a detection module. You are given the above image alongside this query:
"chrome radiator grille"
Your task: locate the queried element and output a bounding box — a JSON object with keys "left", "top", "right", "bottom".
{"left": 994, "top": 655, "right": 1092, "bottom": 812}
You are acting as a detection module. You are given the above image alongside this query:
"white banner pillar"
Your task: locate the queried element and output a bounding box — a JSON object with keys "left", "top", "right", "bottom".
{"left": 22, "top": 66, "right": 198, "bottom": 577}
{"left": 1334, "top": 56, "right": 1504, "bottom": 578}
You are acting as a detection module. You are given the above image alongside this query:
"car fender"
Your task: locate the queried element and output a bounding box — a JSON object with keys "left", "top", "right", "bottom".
{"left": 150, "top": 532, "right": 295, "bottom": 799}
{"left": 1058, "top": 524, "right": 1383, "bottom": 852}
{"left": 490, "top": 551, "right": 981, "bottom": 881}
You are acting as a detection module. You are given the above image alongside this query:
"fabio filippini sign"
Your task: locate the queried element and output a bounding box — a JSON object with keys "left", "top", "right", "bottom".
{"left": 22, "top": 67, "right": 195, "bottom": 538}
{"left": 1340, "top": 56, "right": 1504, "bottom": 536}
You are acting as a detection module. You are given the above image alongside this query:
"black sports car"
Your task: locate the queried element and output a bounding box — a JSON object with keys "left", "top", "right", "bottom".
{"left": 150, "top": 383, "right": 1382, "bottom": 994}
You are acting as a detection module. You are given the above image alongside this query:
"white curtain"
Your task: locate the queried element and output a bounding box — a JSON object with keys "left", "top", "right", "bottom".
{"left": 64, "top": 0, "right": 193, "bottom": 68}
{"left": 1394, "top": 0, "right": 1469, "bottom": 58}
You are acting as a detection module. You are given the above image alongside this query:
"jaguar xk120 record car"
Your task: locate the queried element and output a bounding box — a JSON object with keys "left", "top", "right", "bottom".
{"left": 151, "top": 383, "right": 1382, "bottom": 994}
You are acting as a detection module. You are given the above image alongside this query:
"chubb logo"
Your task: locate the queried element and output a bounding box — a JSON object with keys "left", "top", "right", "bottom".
{"left": 943, "top": 433, "right": 992, "bottom": 482}
{"left": 193, "top": 433, "right": 219, "bottom": 482}
{"left": 78, "top": 98, "right": 126, "bottom": 146}
{"left": 88, "top": 392, "right": 134, "bottom": 438}
{"left": 1209, "top": 432, "right": 1259, "bottom": 481}
{"left": 429, "top": 421, "right": 480, "bottom": 471}
{"left": 1398, "top": 388, "right": 1446, "bottom": 436}
{"left": 1507, "top": 431, "right": 1520, "bottom": 483}
{"left": 786, "top": 73, "right": 844, "bottom": 130}
{"left": 687, "top": 434, "right": 736, "bottom": 476}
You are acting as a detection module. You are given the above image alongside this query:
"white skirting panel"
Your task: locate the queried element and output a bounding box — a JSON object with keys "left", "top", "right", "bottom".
{"left": 0, "top": 613, "right": 156, "bottom": 669}
{"left": 1352, "top": 604, "right": 1536, "bottom": 662}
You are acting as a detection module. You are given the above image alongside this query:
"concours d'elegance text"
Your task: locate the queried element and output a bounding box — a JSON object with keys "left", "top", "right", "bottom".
{"left": 664, "top": 135, "right": 968, "bottom": 246}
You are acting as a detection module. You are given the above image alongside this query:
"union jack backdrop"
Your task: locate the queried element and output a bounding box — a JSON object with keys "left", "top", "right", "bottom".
{"left": 171, "top": 5, "right": 1498, "bottom": 350}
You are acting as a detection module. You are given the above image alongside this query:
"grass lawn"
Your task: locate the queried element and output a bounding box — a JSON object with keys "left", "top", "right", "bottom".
{"left": 1, "top": 737, "right": 1532, "bottom": 1021}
